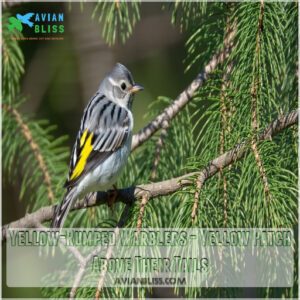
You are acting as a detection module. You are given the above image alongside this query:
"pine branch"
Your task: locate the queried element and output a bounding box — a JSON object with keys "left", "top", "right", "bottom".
{"left": 250, "top": 0, "right": 271, "bottom": 201}
{"left": 219, "top": 18, "right": 234, "bottom": 227}
{"left": 3, "top": 104, "right": 55, "bottom": 203}
{"left": 92, "top": 1, "right": 141, "bottom": 46}
{"left": 191, "top": 173, "right": 205, "bottom": 223}
{"left": 68, "top": 204, "right": 131, "bottom": 299}
{"left": 136, "top": 193, "right": 150, "bottom": 232}
{"left": 150, "top": 119, "right": 170, "bottom": 180}
{"left": 2, "top": 13, "right": 24, "bottom": 103}
{"left": 219, "top": 62, "right": 233, "bottom": 227}
{"left": 131, "top": 26, "right": 235, "bottom": 151}
{"left": 2, "top": 109, "right": 297, "bottom": 241}
{"left": 93, "top": 204, "right": 131, "bottom": 300}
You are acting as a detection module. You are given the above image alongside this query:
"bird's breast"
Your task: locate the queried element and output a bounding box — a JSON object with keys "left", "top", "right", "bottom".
{"left": 83, "top": 134, "right": 132, "bottom": 193}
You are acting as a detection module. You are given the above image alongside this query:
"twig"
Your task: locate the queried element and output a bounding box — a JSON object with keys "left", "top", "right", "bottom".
{"left": 192, "top": 16, "right": 235, "bottom": 224}
{"left": 94, "top": 204, "right": 131, "bottom": 300}
{"left": 150, "top": 119, "right": 170, "bottom": 180}
{"left": 219, "top": 66, "right": 231, "bottom": 226}
{"left": 136, "top": 193, "right": 150, "bottom": 233}
{"left": 3, "top": 104, "right": 55, "bottom": 203}
{"left": 27, "top": 223, "right": 86, "bottom": 274}
{"left": 37, "top": 223, "right": 86, "bottom": 268}
{"left": 222, "top": 174, "right": 228, "bottom": 226}
{"left": 219, "top": 18, "right": 235, "bottom": 227}
{"left": 191, "top": 173, "right": 205, "bottom": 223}
{"left": 250, "top": 0, "right": 271, "bottom": 201}
{"left": 114, "top": 0, "right": 120, "bottom": 10}
{"left": 131, "top": 27, "right": 235, "bottom": 151}
{"left": 69, "top": 204, "right": 131, "bottom": 299}
{"left": 2, "top": 109, "right": 297, "bottom": 242}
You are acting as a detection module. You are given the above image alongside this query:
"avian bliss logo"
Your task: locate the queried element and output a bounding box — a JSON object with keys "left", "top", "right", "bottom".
{"left": 8, "top": 12, "right": 64, "bottom": 34}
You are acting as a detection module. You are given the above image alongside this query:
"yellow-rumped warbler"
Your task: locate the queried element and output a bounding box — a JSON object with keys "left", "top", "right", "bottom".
{"left": 51, "top": 63, "right": 143, "bottom": 228}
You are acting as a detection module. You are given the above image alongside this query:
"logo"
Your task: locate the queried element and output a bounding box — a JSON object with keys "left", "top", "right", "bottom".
{"left": 8, "top": 13, "right": 34, "bottom": 32}
{"left": 8, "top": 12, "right": 64, "bottom": 38}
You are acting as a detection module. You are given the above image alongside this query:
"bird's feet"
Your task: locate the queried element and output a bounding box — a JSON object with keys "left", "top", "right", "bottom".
{"left": 83, "top": 193, "right": 91, "bottom": 208}
{"left": 107, "top": 185, "right": 118, "bottom": 211}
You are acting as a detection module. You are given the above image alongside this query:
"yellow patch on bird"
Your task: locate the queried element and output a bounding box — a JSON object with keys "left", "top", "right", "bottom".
{"left": 71, "top": 132, "right": 93, "bottom": 180}
{"left": 80, "top": 130, "right": 88, "bottom": 147}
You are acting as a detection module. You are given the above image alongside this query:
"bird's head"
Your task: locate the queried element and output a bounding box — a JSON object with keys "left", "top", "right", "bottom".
{"left": 100, "top": 63, "right": 143, "bottom": 108}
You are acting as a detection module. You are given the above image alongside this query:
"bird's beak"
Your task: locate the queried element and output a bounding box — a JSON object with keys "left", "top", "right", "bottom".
{"left": 130, "top": 84, "right": 144, "bottom": 94}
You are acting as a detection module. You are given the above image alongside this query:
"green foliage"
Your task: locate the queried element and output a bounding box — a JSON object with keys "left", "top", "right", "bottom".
{"left": 184, "top": 3, "right": 228, "bottom": 72}
{"left": 2, "top": 101, "right": 69, "bottom": 210}
{"left": 122, "top": 96, "right": 195, "bottom": 229}
{"left": 2, "top": 2, "right": 298, "bottom": 299}
{"left": 169, "top": 0, "right": 208, "bottom": 31}
{"left": 2, "top": 14, "right": 69, "bottom": 210}
{"left": 92, "top": 0, "right": 141, "bottom": 46}
{"left": 2, "top": 13, "right": 24, "bottom": 103}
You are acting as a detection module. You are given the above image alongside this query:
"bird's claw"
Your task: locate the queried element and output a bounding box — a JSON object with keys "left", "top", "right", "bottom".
{"left": 83, "top": 194, "right": 90, "bottom": 208}
{"left": 107, "top": 185, "right": 118, "bottom": 211}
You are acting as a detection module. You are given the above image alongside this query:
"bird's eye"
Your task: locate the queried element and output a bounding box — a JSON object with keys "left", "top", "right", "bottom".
{"left": 121, "top": 82, "right": 127, "bottom": 90}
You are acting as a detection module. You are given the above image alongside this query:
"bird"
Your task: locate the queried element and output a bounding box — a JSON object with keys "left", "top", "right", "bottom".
{"left": 51, "top": 63, "right": 143, "bottom": 228}
{"left": 16, "top": 13, "right": 35, "bottom": 28}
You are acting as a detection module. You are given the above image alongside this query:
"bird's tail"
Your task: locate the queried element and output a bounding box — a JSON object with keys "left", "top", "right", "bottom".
{"left": 51, "top": 188, "right": 77, "bottom": 229}
{"left": 27, "top": 21, "right": 34, "bottom": 28}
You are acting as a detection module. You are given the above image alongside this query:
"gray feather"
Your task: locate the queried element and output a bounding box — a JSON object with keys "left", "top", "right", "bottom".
{"left": 51, "top": 188, "right": 77, "bottom": 228}
{"left": 53, "top": 63, "right": 140, "bottom": 228}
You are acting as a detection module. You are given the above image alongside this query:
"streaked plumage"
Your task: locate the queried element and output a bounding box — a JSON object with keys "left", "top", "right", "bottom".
{"left": 51, "top": 63, "right": 143, "bottom": 228}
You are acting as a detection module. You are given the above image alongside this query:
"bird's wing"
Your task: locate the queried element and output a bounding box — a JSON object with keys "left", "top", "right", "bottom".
{"left": 23, "top": 13, "right": 35, "bottom": 20}
{"left": 64, "top": 93, "right": 131, "bottom": 188}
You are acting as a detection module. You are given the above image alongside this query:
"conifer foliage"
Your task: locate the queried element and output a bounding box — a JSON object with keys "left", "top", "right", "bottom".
{"left": 2, "top": 2, "right": 298, "bottom": 298}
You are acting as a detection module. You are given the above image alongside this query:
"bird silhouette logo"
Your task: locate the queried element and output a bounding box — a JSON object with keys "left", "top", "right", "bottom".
{"left": 8, "top": 13, "right": 35, "bottom": 32}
